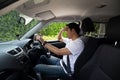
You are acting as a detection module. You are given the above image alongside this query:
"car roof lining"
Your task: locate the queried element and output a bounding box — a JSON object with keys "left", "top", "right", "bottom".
{"left": 0, "top": 0, "right": 120, "bottom": 22}
{"left": 17, "top": 0, "right": 120, "bottom": 22}
{"left": 0, "top": 0, "right": 18, "bottom": 9}
{"left": 0, "top": 0, "right": 28, "bottom": 15}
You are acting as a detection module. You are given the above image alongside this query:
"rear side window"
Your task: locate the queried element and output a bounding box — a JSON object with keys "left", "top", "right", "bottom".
{"left": 84, "top": 23, "right": 106, "bottom": 38}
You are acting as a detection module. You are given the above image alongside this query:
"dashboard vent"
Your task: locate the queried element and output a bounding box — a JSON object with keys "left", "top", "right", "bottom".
{"left": 16, "top": 47, "right": 21, "bottom": 52}
{"left": 8, "top": 47, "right": 21, "bottom": 55}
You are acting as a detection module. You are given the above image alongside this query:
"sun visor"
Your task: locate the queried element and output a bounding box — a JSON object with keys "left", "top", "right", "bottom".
{"left": 35, "top": 10, "right": 55, "bottom": 20}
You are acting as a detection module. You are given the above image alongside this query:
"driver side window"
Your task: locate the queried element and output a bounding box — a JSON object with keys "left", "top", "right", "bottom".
{"left": 39, "top": 22, "right": 67, "bottom": 40}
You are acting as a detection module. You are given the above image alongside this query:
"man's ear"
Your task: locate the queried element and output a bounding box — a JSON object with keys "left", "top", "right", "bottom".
{"left": 72, "top": 28, "right": 75, "bottom": 33}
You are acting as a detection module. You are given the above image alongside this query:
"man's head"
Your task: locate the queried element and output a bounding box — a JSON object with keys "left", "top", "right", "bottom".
{"left": 65, "top": 22, "right": 80, "bottom": 39}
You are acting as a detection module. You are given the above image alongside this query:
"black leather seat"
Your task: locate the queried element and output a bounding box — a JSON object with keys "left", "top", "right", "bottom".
{"left": 73, "top": 18, "right": 99, "bottom": 80}
{"left": 76, "top": 15, "right": 120, "bottom": 80}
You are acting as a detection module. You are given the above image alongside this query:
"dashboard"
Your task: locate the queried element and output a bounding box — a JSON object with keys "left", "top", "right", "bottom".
{"left": 0, "top": 39, "right": 32, "bottom": 71}
{"left": 0, "top": 39, "right": 65, "bottom": 72}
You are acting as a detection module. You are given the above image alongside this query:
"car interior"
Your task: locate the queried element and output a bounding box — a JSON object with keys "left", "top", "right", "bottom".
{"left": 0, "top": 0, "right": 120, "bottom": 80}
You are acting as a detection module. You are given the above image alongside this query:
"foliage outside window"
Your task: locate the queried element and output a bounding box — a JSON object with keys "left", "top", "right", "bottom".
{"left": 0, "top": 10, "right": 38, "bottom": 42}
{"left": 39, "top": 22, "right": 67, "bottom": 40}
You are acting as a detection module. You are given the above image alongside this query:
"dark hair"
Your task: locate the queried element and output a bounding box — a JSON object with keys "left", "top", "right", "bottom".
{"left": 66, "top": 22, "right": 80, "bottom": 35}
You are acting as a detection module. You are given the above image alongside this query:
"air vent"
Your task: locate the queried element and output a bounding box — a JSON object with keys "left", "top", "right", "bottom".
{"left": 16, "top": 47, "right": 21, "bottom": 52}
{"left": 8, "top": 50, "right": 17, "bottom": 55}
{"left": 7, "top": 47, "right": 21, "bottom": 55}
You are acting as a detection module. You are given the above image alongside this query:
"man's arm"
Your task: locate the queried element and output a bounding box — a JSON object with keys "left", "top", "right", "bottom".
{"left": 57, "top": 27, "right": 66, "bottom": 42}
{"left": 35, "top": 34, "right": 71, "bottom": 55}
{"left": 44, "top": 43, "right": 71, "bottom": 55}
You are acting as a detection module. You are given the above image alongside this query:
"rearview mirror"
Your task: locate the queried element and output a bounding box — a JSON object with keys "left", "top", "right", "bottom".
{"left": 18, "top": 17, "right": 26, "bottom": 24}
{"left": 19, "top": 14, "right": 33, "bottom": 25}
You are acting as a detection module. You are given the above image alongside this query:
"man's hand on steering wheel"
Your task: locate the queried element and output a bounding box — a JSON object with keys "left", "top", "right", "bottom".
{"left": 35, "top": 35, "right": 45, "bottom": 45}
{"left": 27, "top": 34, "right": 50, "bottom": 66}
{"left": 34, "top": 34, "right": 50, "bottom": 57}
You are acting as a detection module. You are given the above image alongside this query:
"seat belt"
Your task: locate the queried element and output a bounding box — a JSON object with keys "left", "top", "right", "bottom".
{"left": 67, "top": 55, "right": 72, "bottom": 74}
{"left": 60, "top": 55, "right": 72, "bottom": 76}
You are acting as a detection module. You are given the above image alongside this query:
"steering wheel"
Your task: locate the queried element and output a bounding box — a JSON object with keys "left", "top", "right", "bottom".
{"left": 27, "top": 41, "right": 49, "bottom": 65}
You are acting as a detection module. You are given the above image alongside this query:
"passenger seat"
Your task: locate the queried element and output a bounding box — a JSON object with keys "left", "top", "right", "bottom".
{"left": 76, "top": 15, "right": 120, "bottom": 80}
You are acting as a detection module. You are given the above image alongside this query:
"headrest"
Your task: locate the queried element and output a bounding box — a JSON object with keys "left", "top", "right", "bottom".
{"left": 81, "top": 17, "right": 95, "bottom": 33}
{"left": 106, "top": 15, "right": 120, "bottom": 41}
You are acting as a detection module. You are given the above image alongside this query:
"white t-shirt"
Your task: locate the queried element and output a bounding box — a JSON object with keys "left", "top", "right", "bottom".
{"left": 61, "top": 37, "right": 84, "bottom": 73}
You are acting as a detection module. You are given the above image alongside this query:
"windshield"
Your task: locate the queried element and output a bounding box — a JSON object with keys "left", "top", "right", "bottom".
{"left": 0, "top": 10, "right": 39, "bottom": 42}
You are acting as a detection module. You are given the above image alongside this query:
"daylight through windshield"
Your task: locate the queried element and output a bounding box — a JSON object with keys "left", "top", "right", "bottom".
{"left": 0, "top": 10, "right": 39, "bottom": 42}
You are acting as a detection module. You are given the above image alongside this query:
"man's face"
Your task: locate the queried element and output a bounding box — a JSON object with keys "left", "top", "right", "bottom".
{"left": 65, "top": 26, "right": 72, "bottom": 39}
